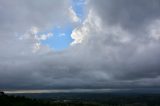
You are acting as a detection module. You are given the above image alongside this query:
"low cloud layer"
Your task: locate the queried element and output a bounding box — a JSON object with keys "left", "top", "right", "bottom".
{"left": 0, "top": 0, "right": 160, "bottom": 90}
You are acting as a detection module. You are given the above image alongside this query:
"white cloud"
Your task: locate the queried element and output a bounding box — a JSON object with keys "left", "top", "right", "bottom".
{"left": 69, "top": 7, "right": 80, "bottom": 23}
{"left": 37, "top": 33, "right": 53, "bottom": 41}
{"left": 70, "top": 9, "right": 131, "bottom": 45}
{"left": 70, "top": 10, "right": 100, "bottom": 45}
{"left": 71, "top": 26, "right": 87, "bottom": 45}
{"left": 18, "top": 26, "right": 53, "bottom": 53}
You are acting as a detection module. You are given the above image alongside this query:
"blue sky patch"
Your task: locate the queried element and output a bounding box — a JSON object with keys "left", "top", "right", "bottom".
{"left": 41, "top": 25, "right": 73, "bottom": 51}
{"left": 40, "top": 0, "right": 85, "bottom": 51}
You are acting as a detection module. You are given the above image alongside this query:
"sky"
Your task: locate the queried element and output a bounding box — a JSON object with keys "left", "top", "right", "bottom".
{"left": 1, "top": 0, "right": 160, "bottom": 92}
{"left": 41, "top": 0, "right": 85, "bottom": 51}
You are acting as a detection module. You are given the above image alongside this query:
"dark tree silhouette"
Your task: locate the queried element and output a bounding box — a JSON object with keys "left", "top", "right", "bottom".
{"left": 0, "top": 91, "right": 5, "bottom": 95}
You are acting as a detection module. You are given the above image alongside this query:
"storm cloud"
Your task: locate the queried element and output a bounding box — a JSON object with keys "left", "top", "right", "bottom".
{"left": 0, "top": 0, "right": 160, "bottom": 91}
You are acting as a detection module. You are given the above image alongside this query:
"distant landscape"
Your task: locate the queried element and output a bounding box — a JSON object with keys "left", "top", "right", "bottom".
{"left": 1, "top": 92, "right": 160, "bottom": 106}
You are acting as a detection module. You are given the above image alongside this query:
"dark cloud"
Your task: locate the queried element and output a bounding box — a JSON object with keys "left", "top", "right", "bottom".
{"left": 89, "top": 0, "right": 160, "bottom": 33}
{"left": 0, "top": 0, "right": 160, "bottom": 91}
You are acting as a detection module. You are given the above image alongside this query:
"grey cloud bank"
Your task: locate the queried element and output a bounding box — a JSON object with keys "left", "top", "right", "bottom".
{"left": 0, "top": 0, "right": 160, "bottom": 91}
